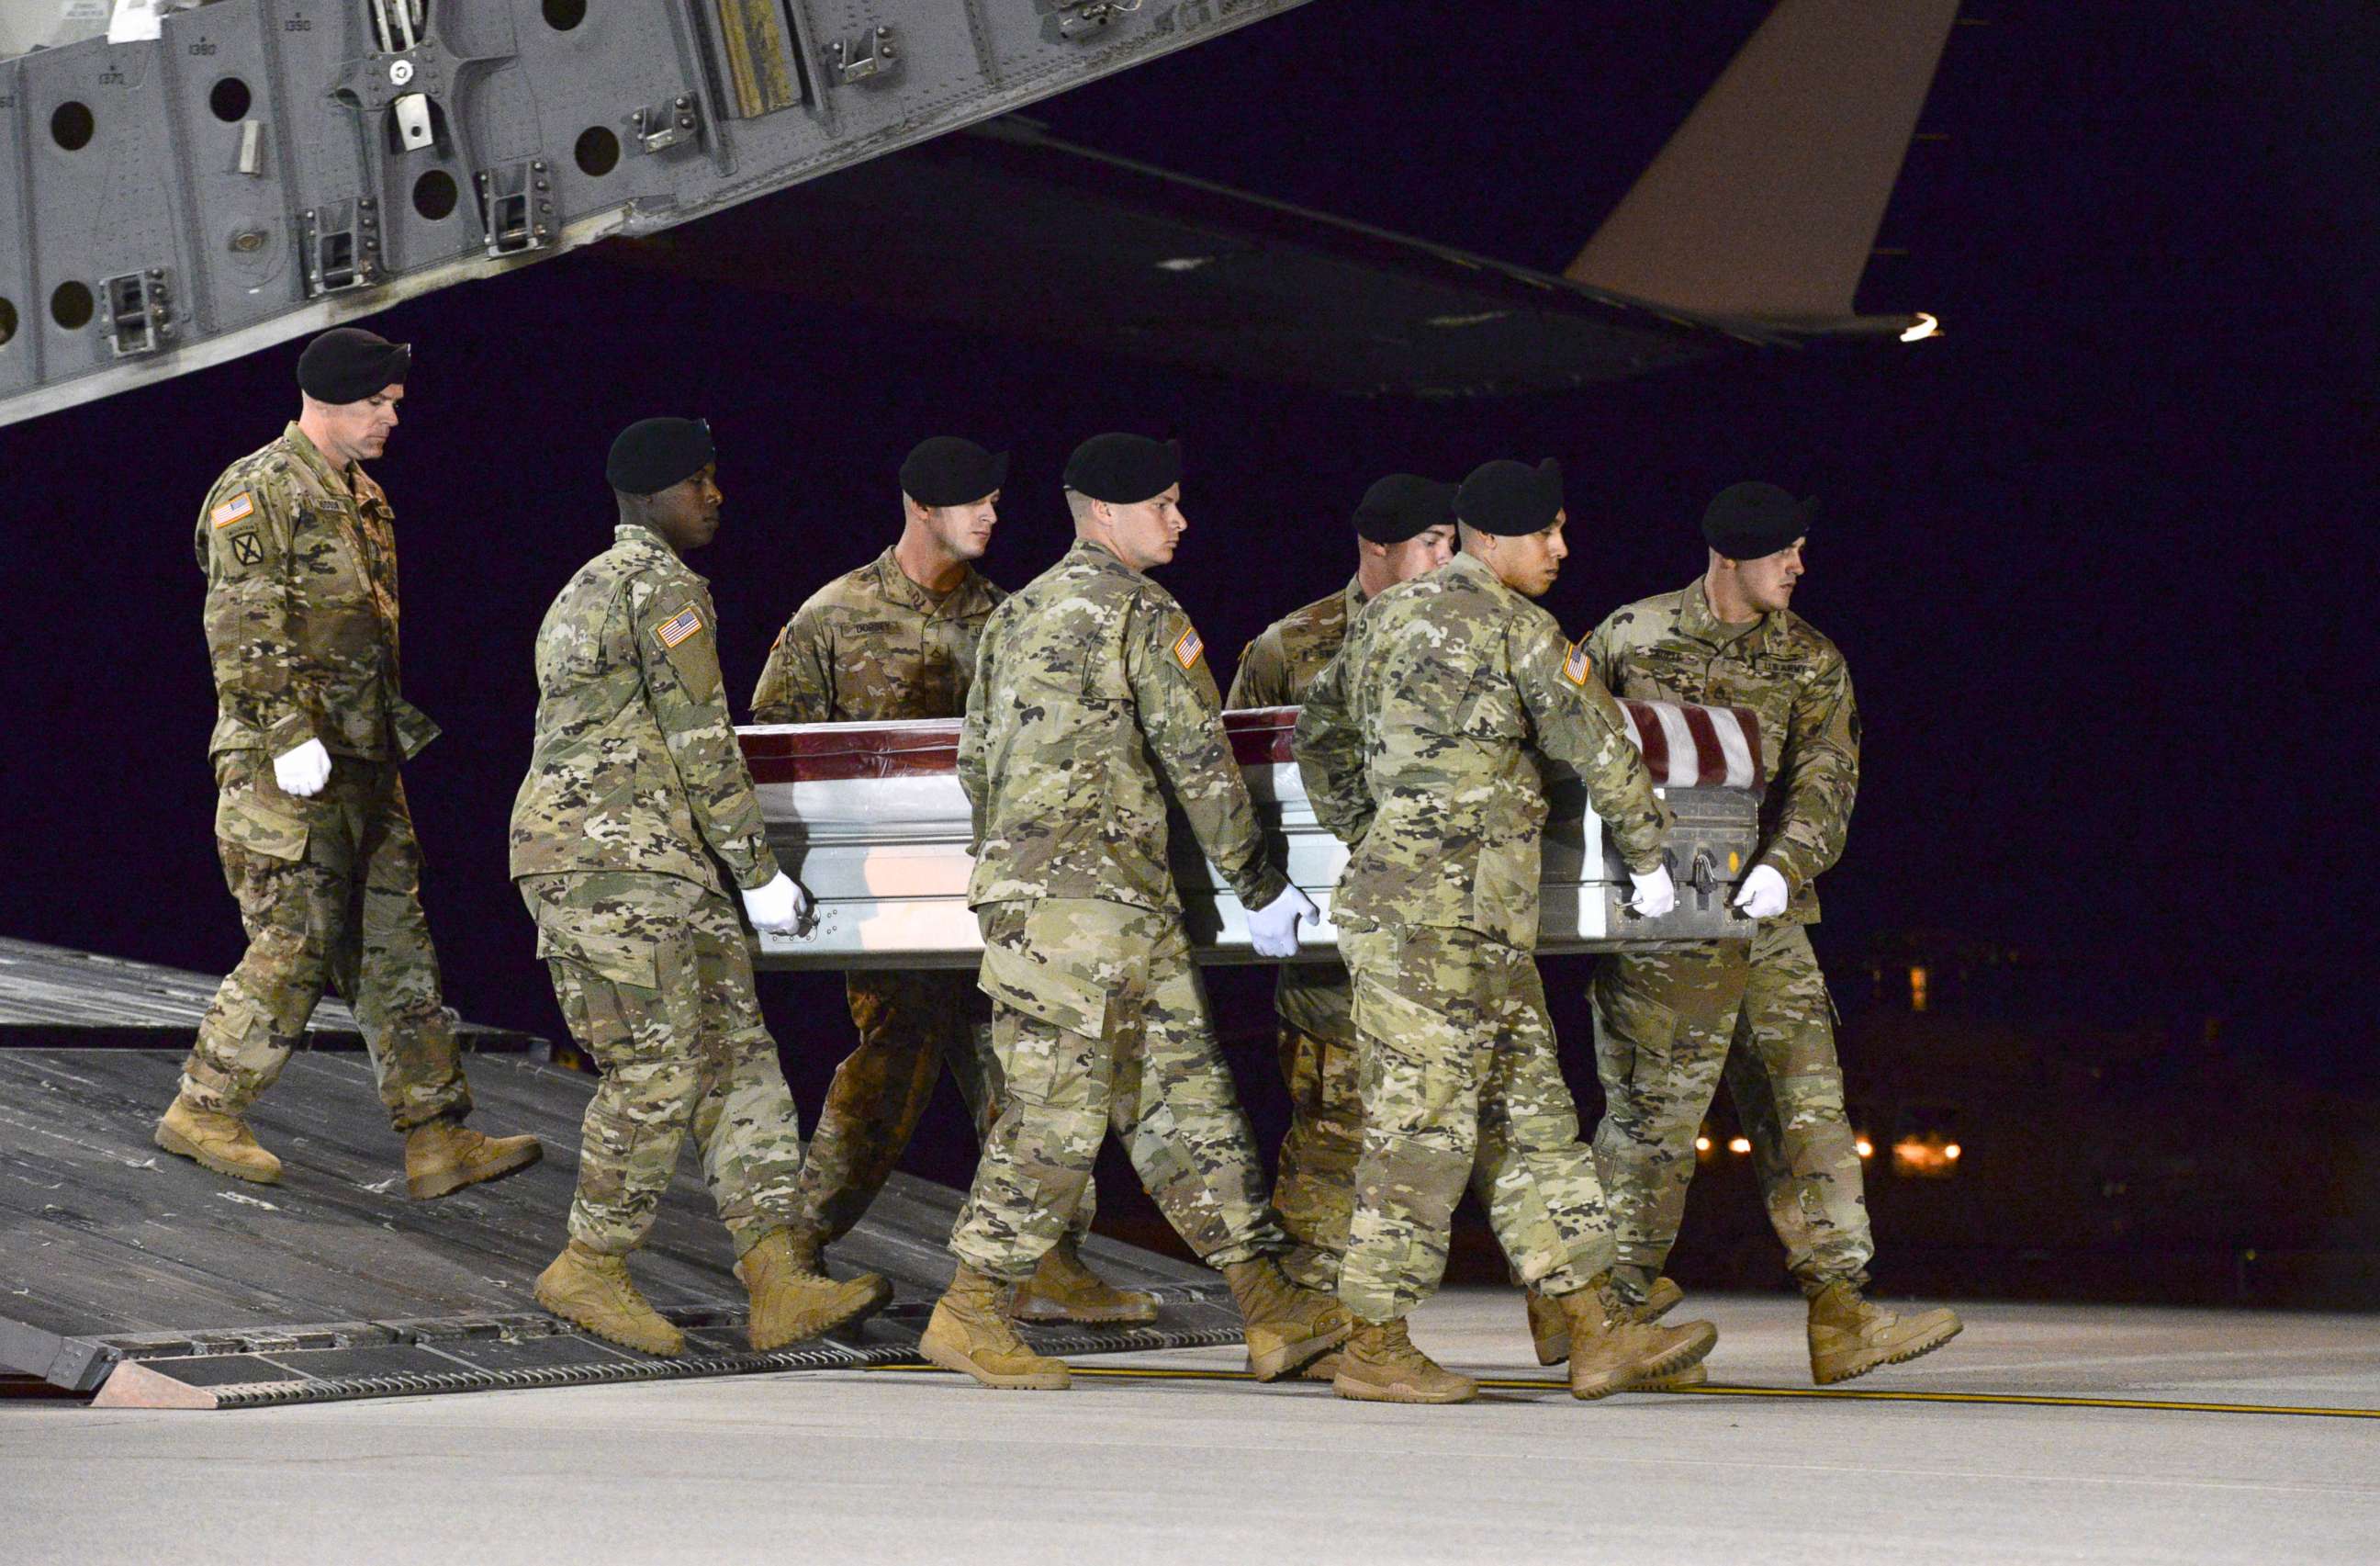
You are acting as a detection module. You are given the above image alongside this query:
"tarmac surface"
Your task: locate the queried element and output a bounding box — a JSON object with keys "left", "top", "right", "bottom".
{"left": 5, "top": 1289, "right": 2375, "bottom": 1565}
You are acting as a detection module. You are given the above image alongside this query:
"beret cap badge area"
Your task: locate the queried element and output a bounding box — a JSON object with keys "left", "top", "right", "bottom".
{"left": 1455, "top": 457, "right": 1564, "bottom": 536}
{"left": 900, "top": 437, "right": 1010, "bottom": 507}
{"left": 608, "top": 417, "right": 716, "bottom": 495}
{"left": 1701, "top": 480, "right": 1818, "bottom": 560}
{"left": 1063, "top": 434, "right": 1183, "bottom": 504}
{"left": 297, "top": 328, "right": 410, "bottom": 404}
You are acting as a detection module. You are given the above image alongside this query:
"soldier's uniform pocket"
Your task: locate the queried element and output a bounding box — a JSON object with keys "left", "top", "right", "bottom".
{"left": 534, "top": 920, "right": 660, "bottom": 990}
{"left": 216, "top": 788, "right": 309, "bottom": 863}
{"left": 975, "top": 905, "right": 1111, "bottom": 1042}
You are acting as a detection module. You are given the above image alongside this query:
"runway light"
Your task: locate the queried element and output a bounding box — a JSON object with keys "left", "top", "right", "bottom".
{"left": 1155, "top": 255, "right": 1213, "bottom": 272}
{"left": 1892, "top": 1136, "right": 1959, "bottom": 1180}
{"left": 1900, "top": 311, "right": 1942, "bottom": 344}
{"left": 1855, "top": 1138, "right": 1874, "bottom": 1159}
{"left": 1728, "top": 1136, "right": 1752, "bottom": 1155}
{"left": 1694, "top": 1135, "right": 1712, "bottom": 1153}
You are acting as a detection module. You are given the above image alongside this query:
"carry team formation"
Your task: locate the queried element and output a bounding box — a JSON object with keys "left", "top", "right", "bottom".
{"left": 153, "top": 326, "right": 1962, "bottom": 1406}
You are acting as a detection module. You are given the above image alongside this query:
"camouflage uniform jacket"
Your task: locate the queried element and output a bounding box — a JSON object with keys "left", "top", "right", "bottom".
{"left": 1585, "top": 575, "right": 1858, "bottom": 924}
{"left": 960, "top": 538, "right": 1288, "bottom": 917}
{"left": 509, "top": 524, "right": 780, "bottom": 897}
{"left": 1296, "top": 550, "right": 1669, "bottom": 950}
{"left": 1226, "top": 577, "right": 1364, "bottom": 710}
{"left": 749, "top": 546, "right": 1005, "bottom": 724}
{"left": 195, "top": 422, "right": 439, "bottom": 761}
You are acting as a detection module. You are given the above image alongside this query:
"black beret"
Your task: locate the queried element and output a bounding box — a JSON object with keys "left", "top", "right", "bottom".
{"left": 1455, "top": 458, "right": 1564, "bottom": 536}
{"left": 1354, "top": 474, "right": 1457, "bottom": 545}
{"left": 606, "top": 417, "right": 716, "bottom": 495}
{"left": 297, "top": 327, "right": 410, "bottom": 404}
{"left": 900, "top": 437, "right": 1009, "bottom": 508}
{"left": 1701, "top": 481, "right": 1817, "bottom": 560}
{"left": 1063, "top": 433, "right": 1182, "bottom": 505}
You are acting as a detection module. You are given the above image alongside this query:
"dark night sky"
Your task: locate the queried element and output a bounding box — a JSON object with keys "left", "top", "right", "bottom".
{"left": 3, "top": 2, "right": 2374, "bottom": 1102}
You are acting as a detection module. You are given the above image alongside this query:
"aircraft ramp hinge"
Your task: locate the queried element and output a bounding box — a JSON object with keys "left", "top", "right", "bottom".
{"left": 474, "top": 161, "right": 555, "bottom": 258}
{"left": 99, "top": 269, "right": 175, "bottom": 357}
{"left": 630, "top": 96, "right": 704, "bottom": 155}
{"left": 1055, "top": 0, "right": 1143, "bottom": 43}
{"left": 826, "top": 27, "right": 897, "bottom": 85}
{"left": 300, "top": 201, "right": 382, "bottom": 297}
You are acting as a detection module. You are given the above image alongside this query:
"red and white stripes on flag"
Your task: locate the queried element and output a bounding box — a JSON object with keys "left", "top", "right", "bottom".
{"left": 1618, "top": 700, "right": 1763, "bottom": 790}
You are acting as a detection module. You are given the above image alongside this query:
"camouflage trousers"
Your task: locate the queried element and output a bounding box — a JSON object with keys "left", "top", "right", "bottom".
{"left": 1270, "top": 963, "right": 1364, "bottom": 1292}
{"left": 949, "top": 897, "right": 1286, "bottom": 1282}
{"left": 1338, "top": 922, "right": 1611, "bottom": 1324}
{"left": 522, "top": 873, "right": 803, "bottom": 1259}
{"left": 180, "top": 751, "right": 469, "bottom": 1133}
{"left": 791, "top": 969, "right": 1095, "bottom": 1247}
{"left": 1590, "top": 921, "right": 1873, "bottom": 1294}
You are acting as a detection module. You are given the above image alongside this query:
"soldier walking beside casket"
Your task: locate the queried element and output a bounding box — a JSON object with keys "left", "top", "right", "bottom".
{"left": 1295, "top": 458, "right": 1718, "bottom": 1404}
{"left": 750, "top": 436, "right": 1154, "bottom": 1326}
{"left": 918, "top": 434, "right": 1348, "bottom": 1391}
{"left": 1226, "top": 474, "right": 1456, "bottom": 1292}
{"left": 1574, "top": 480, "right": 1960, "bottom": 1385}
{"left": 157, "top": 328, "right": 542, "bottom": 1198}
{"left": 511, "top": 417, "right": 888, "bottom": 1357}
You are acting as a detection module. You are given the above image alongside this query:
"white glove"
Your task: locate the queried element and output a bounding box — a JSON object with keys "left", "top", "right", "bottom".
{"left": 741, "top": 872, "right": 813, "bottom": 935}
{"left": 1626, "top": 862, "right": 1677, "bottom": 918}
{"left": 273, "top": 738, "right": 332, "bottom": 798}
{"left": 1732, "top": 863, "right": 1790, "bottom": 920}
{"left": 1246, "top": 885, "right": 1320, "bottom": 960}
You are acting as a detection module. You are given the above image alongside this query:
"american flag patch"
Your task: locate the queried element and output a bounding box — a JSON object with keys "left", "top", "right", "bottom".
{"left": 657, "top": 605, "right": 703, "bottom": 649}
{"left": 1563, "top": 638, "right": 1592, "bottom": 686}
{"left": 1173, "top": 625, "right": 1205, "bottom": 670}
{"left": 210, "top": 492, "right": 255, "bottom": 529}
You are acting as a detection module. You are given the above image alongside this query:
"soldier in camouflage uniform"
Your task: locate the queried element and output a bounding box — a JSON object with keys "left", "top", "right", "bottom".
{"left": 514, "top": 417, "right": 888, "bottom": 1358}
{"left": 1580, "top": 480, "right": 1960, "bottom": 1385}
{"left": 156, "top": 329, "right": 542, "bottom": 1200}
{"left": 750, "top": 436, "right": 1152, "bottom": 1325}
{"left": 917, "top": 434, "right": 1347, "bottom": 1392}
{"left": 1226, "top": 473, "right": 1456, "bottom": 1292}
{"left": 1295, "top": 458, "right": 1717, "bottom": 1404}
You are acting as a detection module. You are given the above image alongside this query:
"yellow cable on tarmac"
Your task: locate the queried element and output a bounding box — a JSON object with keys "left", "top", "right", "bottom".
{"left": 864, "top": 1359, "right": 2380, "bottom": 1420}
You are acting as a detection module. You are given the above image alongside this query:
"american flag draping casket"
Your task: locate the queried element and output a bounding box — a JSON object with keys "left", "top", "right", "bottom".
{"left": 738, "top": 703, "right": 1765, "bottom": 970}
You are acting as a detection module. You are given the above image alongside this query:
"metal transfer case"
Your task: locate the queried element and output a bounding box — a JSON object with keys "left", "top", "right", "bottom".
{"left": 741, "top": 702, "right": 1765, "bottom": 970}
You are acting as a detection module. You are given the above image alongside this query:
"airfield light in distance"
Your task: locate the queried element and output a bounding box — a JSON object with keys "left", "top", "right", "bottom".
{"left": 1901, "top": 312, "right": 1942, "bottom": 344}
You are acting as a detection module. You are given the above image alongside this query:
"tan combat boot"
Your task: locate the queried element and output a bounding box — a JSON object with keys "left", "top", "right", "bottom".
{"left": 1330, "top": 1318, "right": 1477, "bottom": 1404}
{"left": 1557, "top": 1279, "right": 1718, "bottom": 1401}
{"left": 918, "top": 1265, "right": 1072, "bottom": 1390}
{"left": 534, "top": 1241, "right": 685, "bottom": 1357}
{"left": 735, "top": 1230, "right": 893, "bottom": 1351}
{"left": 1524, "top": 1274, "right": 1683, "bottom": 1365}
{"left": 154, "top": 1096, "right": 283, "bottom": 1185}
{"left": 1221, "top": 1256, "right": 1353, "bottom": 1381}
{"left": 404, "top": 1118, "right": 544, "bottom": 1200}
{"left": 1808, "top": 1279, "right": 1962, "bottom": 1385}
{"left": 1012, "top": 1236, "right": 1161, "bottom": 1325}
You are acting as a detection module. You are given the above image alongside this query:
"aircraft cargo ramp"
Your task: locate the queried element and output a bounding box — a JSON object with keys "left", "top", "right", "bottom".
{"left": 0, "top": 1045, "right": 1239, "bottom": 1408}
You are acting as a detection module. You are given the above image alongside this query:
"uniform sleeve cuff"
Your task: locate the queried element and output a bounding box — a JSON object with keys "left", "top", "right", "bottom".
{"left": 1241, "top": 868, "right": 1292, "bottom": 911}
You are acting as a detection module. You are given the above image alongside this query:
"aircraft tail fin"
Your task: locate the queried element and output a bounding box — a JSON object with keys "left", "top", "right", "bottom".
{"left": 1565, "top": 0, "right": 1960, "bottom": 329}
